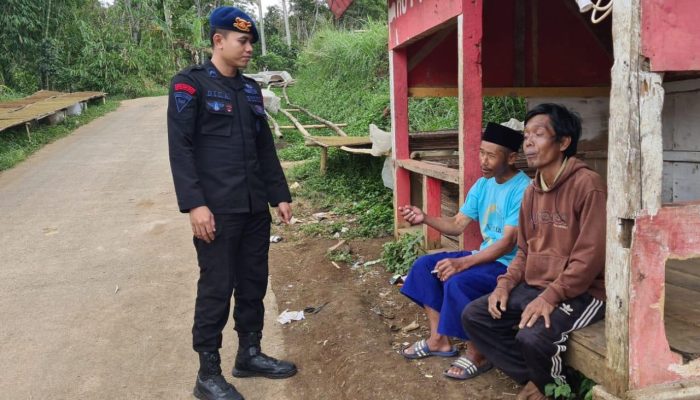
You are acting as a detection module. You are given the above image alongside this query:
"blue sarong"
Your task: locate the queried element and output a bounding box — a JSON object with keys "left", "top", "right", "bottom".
{"left": 400, "top": 250, "right": 507, "bottom": 340}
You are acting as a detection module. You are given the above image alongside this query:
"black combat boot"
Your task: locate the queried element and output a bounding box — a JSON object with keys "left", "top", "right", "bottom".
{"left": 232, "top": 332, "right": 297, "bottom": 379}
{"left": 194, "top": 351, "right": 244, "bottom": 400}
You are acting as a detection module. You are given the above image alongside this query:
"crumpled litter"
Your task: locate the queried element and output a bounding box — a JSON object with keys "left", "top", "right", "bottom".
{"left": 270, "top": 235, "right": 283, "bottom": 243}
{"left": 277, "top": 309, "right": 305, "bottom": 324}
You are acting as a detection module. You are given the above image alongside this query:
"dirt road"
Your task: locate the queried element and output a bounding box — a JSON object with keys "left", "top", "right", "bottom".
{"left": 0, "top": 96, "right": 518, "bottom": 400}
{"left": 0, "top": 97, "right": 290, "bottom": 399}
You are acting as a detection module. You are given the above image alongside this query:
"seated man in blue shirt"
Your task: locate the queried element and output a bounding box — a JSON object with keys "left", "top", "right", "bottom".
{"left": 399, "top": 123, "right": 530, "bottom": 380}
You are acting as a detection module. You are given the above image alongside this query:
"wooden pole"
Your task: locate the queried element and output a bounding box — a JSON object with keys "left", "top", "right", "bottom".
{"left": 391, "top": 48, "right": 411, "bottom": 235}
{"left": 605, "top": 0, "right": 664, "bottom": 395}
{"left": 265, "top": 110, "right": 282, "bottom": 138}
{"left": 458, "top": 5, "right": 484, "bottom": 251}
{"left": 279, "top": 108, "right": 310, "bottom": 137}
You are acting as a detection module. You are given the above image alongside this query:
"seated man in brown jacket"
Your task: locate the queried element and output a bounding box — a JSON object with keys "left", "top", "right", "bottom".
{"left": 462, "top": 103, "right": 606, "bottom": 400}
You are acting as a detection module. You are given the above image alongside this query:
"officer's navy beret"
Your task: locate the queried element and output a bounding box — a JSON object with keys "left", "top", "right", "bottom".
{"left": 209, "top": 6, "right": 259, "bottom": 44}
{"left": 482, "top": 122, "right": 524, "bottom": 152}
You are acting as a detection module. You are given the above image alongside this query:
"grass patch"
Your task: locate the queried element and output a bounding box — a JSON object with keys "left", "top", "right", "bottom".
{"left": 287, "top": 151, "right": 393, "bottom": 238}
{"left": 0, "top": 97, "right": 122, "bottom": 171}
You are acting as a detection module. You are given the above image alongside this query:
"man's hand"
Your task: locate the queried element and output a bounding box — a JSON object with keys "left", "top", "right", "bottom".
{"left": 398, "top": 205, "right": 425, "bottom": 225}
{"left": 488, "top": 288, "right": 509, "bottom": 319}
{"left": 190, "top": 206, "right": 215, "bottom": 243}
{"left": 519, "top": 297, "right": 556, "bottom": 329}
{"left": 434, "top": 256, "right": 472, "bottom": 282}
{"left": 277, "top": 202, "right": 292, "bottom": 224}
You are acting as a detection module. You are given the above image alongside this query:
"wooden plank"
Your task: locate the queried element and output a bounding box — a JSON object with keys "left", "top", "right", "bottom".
{"left": 639, "top": 71, "right": 664, "bottom": 214}
{"left": 604, "top": 0, "right": 644, "bottom": 394}
{"left": 641, "top": 0, "right": 700, "bottom": 72}
{"left": 279, "top": 124, "right": 347, "bottom": 129}
{"left": 423, "top": 176, "right": 442, "bottom": 249}
{"left": 290, "top": 104, "right": 348, "bottom": 136}
{"left": 458, "top": 8, "right": 484, "bottom": 251}
{"left": 388, "top": 0, "right": 461, "bottom": 49}
{"left": 305, "top": 136, "right": 372, "bottom": 148}
{"left": 566, "top": 322, "right": 612, "bottom": 389}
{"left": 395, "top": 159, "right": 459, "bottom": 184}
{"left": 665, "top": 315, "right": 700, "bottom": 358}
{"left": 666, "top": 258, "right": 700, "bottom": 278}
{"left": 392, "top": 48, "right": 412, "bottom": 235}
{"left": 628, "top": 204, "right": 700, "bottom": 389}
{"left": 664, "top": 283, "right": 700, "bottom": 330}
{"left": 266, "top": 111, "right": 282, "bottom": 138}
{"left": 408, "top": 26, "right": 456, "bottom": 71}
{"left": 408, "top": 86, "right": 611, "bottom": 98}
{"left": 279, "top": 108, "right": 311, "bottom": 137}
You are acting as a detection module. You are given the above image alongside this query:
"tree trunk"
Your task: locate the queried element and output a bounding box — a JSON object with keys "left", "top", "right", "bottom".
{"left": 257, "top": 0, "right": 266, "bottom": 55}
{"left": 282, "top": 0, "right": 292, "bottom": 47}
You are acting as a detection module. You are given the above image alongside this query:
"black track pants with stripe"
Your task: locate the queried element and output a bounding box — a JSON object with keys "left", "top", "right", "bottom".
{"left": 462, "top": 283, "right": 605, "bottom": 393}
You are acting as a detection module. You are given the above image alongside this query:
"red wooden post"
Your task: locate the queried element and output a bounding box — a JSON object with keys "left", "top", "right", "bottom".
{"left": 391, "top": 48, "right": 411, "bottom": 234}
{"left": 458, "top": 1, "right": 484, "bottom": 250}
{"left": 423, "top": 176, "right": 442, "bottom": 249}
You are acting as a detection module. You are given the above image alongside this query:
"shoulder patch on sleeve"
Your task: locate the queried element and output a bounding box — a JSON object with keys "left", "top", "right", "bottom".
{"left": 174, "top": 92, "right": 194, "bottom": 113}
{"left": 174, "top": 83, "right": 196, "bottom": 95}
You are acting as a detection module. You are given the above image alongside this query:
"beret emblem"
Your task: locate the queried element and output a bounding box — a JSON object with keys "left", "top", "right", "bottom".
{"left": 234, "top": 17, "right": 251, "bottom": 32}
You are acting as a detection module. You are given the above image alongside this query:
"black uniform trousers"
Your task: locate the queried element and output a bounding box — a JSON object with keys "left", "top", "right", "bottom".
{"left": 192, "top": 211, "right": 271, "bottom": 352}
{"left": 462, "top": 284, "right": 605, "bottom": 393}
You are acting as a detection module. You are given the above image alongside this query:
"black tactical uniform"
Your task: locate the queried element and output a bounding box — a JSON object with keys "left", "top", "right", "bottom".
{"left": 168, "top": 59, "right": 295, "bottom": 394}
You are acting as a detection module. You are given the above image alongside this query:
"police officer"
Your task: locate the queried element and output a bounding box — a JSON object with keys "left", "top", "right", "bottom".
{"left": 167, "top": 7, "right": 296, "bottom": 400}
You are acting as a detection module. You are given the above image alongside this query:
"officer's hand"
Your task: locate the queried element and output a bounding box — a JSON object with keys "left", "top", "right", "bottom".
{"left": 277, "top": 202, "right": 292, "bottom": 224}
{"left": 190, "top": 206, "right": 216, "bottom": 243}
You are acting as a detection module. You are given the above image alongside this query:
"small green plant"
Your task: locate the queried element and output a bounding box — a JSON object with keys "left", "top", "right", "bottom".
{"left": 328, "top": 249, "right": 353, "bottom": 264}
{"left": 544, "top": 375, "right": 595, "bottom": 400}
{"left": 545, "top": 379, "right": 573, "bottom": 399}
{"left": 381, "top": 232, "right": 425, "bottom": 275}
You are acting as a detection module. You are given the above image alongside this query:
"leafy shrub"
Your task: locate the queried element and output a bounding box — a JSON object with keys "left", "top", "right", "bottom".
{"left": 381, "top": 232, "right": 425, "bottom": 275}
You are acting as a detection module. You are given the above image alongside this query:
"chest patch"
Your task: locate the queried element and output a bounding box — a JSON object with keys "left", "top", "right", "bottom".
{"left": 206, "top": 100, "right": 232, "bottom": 113}
{"left": 207, "top": 90, "right": 231, "bottom": 100}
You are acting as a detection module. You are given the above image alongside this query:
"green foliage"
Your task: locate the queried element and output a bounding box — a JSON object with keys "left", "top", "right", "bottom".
{"left": 287, "top": 151, "right": 393, "bottom": 238}
{"left": 545, "top": 380, "right": 573, "bottom": 399}
{"left": 287, "top": 22, "right": 390, "bottom": 135}
{"left": 381, "top": 232, "right": 425, "bottom": 275}
{"left": 328, "top": 248, "right": 354, "bottom": 263}
{"left": 0, "top": 98, "right": 121, "bottom": 171}
{"left": 544, "top": 374, "right": 596, "bottom": 400}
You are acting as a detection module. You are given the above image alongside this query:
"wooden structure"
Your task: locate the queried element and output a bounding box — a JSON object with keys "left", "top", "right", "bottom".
{"left": 386, "top": 0, "right": 700, "bottom": 398}
{"left": 0, "top": 90, "right": 106, "bottom": 135}
{"left": 279, "top": 85, "right": 374, "bottom": 174}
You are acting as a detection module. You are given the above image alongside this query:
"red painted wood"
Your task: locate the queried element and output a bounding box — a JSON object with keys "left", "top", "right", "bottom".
{"left": 460, "top": 0, "right": 484, "bottom": 250}
{"left": 407, "top": 29, "right": 459, "bottom": 88}
{"left": 392, "top": 49, "right": 411, "bottom": 230}
{"left": 406, "top": 0, "right": 612, "bottom": 89}
{"left": 629, "top": 202, "right": 700, "bottom": 389}
{"left": 326, "top": 0, "right": 354, "bottom": 19}
{"left": 388, "top": 0, "right": 462, "bottom": 49}
{"left": 423, "top": 176, "right": 442, "bottom": 249}
{"left": 531, "top": 0, "right": 612, "bottom": 86}
{"left": 642, "top": 0, "right": 700, "bottom": 71}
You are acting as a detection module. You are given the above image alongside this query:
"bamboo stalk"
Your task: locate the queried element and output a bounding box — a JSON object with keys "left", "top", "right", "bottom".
{"left": 279, "top": 108, "right": 310, "bottom": 137}
{"left": 265, "top": 111, "right": 282, "bottom": 138}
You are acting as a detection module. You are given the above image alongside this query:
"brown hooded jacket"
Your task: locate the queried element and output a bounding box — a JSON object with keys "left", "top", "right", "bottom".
{"left": 495, "top": 157, "right": 607, "bottom": 305}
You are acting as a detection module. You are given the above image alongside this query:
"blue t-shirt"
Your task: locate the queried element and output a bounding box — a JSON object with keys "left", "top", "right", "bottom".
{"left": 458, "top": 171, "right": 530, "bottom": 266}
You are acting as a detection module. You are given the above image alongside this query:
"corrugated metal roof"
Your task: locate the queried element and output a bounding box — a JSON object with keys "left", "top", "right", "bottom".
{"left": 0, "top": 91, "right": 106, "bottom": 132}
